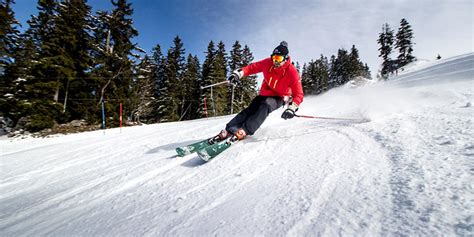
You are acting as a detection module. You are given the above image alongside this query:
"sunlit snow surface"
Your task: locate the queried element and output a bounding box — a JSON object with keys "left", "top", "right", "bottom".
{"left": 1, "top": 53, "right": 473, "bottom": 236}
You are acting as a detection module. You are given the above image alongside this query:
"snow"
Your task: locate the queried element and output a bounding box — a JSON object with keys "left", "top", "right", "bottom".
{"left": 1, "top": 53, "right": 473, "bottom": 236}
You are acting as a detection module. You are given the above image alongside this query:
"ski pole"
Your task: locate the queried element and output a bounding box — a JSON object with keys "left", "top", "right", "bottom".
{"left": 295, "top": 114, "right": 369, "bottom": 122}
{"left": 200, "top": 80, "right": 229, "bottom": 89}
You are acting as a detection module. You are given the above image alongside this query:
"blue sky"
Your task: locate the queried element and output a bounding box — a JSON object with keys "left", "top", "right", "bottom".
{"left": 12, "top": 0, "right": 473, "bottom": 76}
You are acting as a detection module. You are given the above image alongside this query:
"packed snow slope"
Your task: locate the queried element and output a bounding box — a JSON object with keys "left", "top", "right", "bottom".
{"left": 1, "top": 53, "right": 473, "bottom": 236}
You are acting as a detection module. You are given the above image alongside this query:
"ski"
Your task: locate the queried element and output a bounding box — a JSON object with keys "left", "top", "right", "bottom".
{"left": 175, "top": 138, "right": 212, "bottom": 157}
{"left": 197, "top": 138, "right": 238, "bottom": 161}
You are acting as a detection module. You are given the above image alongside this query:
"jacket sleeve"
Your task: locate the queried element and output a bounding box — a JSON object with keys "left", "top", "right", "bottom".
{"left": 290, "top": 70, "right": 304, "bottom": 106}
{"left": 241, "top": 58, "right": 270, "bottom": 76}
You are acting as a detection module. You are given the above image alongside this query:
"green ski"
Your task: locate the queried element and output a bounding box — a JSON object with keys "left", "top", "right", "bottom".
{"left": 197, "top": 139, "right": 238, "bottom": 161}
{"left": 175, "top": 138, "right": 212, "bottom": 157}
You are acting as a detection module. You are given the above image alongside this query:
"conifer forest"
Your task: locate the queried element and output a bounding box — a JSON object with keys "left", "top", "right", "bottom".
{"left": 1, "top": 0, "right": 415, "bottom": 133}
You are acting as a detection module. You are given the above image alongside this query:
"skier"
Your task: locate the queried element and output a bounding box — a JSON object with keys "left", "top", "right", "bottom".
{"left": 210, "top": 41, "right": 304, "bottom": 144}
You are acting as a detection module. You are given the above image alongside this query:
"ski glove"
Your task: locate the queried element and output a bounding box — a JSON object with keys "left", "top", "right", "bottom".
{"left": 228, "top": 69, "right": 244, "bottom": 85}
{"left": 281, "top": 103, "right": 298, "bottom": 120}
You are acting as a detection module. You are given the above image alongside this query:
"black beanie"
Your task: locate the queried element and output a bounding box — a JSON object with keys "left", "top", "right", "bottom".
{"left": 272, "top": 41, "right": 289, "bottom": 56}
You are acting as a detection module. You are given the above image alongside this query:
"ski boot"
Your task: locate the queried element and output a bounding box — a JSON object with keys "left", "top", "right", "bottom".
{"left": 229, "top": 128, "right": 247, "bottom": 142}
{"left": 208, "top": 129, "right": 231, "bottom": 145}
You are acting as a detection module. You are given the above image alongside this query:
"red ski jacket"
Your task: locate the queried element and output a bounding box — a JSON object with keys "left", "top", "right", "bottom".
{"left": 241, "top": 56, "right": 304, "bottom": 106}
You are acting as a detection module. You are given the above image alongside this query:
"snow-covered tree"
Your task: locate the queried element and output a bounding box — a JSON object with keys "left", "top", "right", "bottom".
{"left": 0, "top": 0, "right": 25, "bottom": 124}
{"left": 157, "top": 36, "right": 185, "bottom": 122}
{"left": 377, "top": 23, "right": 395, "bottom": 79}
{"left": 51, "top": 0, "right": 95, "bottom": 120}
{"left": 328, "top": 55, "right": 337, "bottom": 88}
{"left": 130, "top": 56, "right": 156, "bottom": 123}
{"left": 145, "top": 43, "right": 165, "bottom": 122}
{"left": 314, "top": 55, "right": 330, "bottom": 94}
{"left": 333, "top": 48, "right": 351, "bottom": 86}
{"left": 13, "top": 0, "right": 65, "bottom": 131}
{"left": 91, "top": 0, "right": 140, "bottom": 126}
{"left": 302, "top": 55, "right": 330, "bottom": 95}
{"left": 395, "top": 18, "right": 415, "bottom": 67}
{"left": 303, "top": 60, "right": 315, "bottom": 94}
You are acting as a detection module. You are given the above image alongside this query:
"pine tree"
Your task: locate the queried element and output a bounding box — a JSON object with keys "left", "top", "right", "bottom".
{"left": 0, "top": 0, "right": 24, "bottom": 124}
{"left": 302, "top": 60, "right": 315, "bottom": 94}
{"left": 303, "top": 50, "right": 370, "bottom": 94}
{"left": 155, "top": 56, "right": 173, "bottom": 122}
{"left": 91, "top": 0, "right": 139, "bottom": 126}
{"left": 130, "top": 56, "right": 155, "bottom": 123}
{"left": 227, "top": 41, "right": 242, "bottom": 114}
{"left": 348, "top": 45, "right": 363, "bottom": 78}
{"left": 302, "top": 55, "right": 329, "bottom": 95}
{"left": 363, "top": 63, "right": 372, "bottom": 79}
{"left": 328, "top": 55, "right": 337, "bottom": 89}
{"left": 395, "top": 18, "right": 415, "bottom": 68}
{"left": 227, "top": 41, "right": 249, "bottom": 114}
{"left": 158, "top": 36, "right": 185, "bottom": 122}
{"left": 377, "top": 23, "right": 395, "bottom": 79}
{"left": 51, "top": 0, "right": 94, "bottom": 120}
{"left": 211, "top": 41, "right": 228, "bottom": 116}
{"left": 347, "top": 45, "right": 373, "bottom": 80}
{"left": 0, "top": 0, "right": 20, "bottom": 69}
{"left": 26, "top": 0, "right": 56, "bottom": 50}
{"left": 238, "top": 45, "right": 257, "bottom": 111}
{"left": 90, "top": 9, "right": 114, "bottom": 124}
{"left": 148, "top": 43, "right": 165, "bottom": 122}
{"left": 191, "top": 55, "right": 202, "bottom": 119}
{"left": 150, "top": 44, "right": 165, "bottom": 98}
{"left": 17, "top": 0, "right": 65, "bottom": 131}
{"left": 229, "top": 41, "right": 243, "bottom": 72}
{"left": 200, "top": 41, "right": 216, "bottom": 117}
{"left": 314, "top": 55, "right": 329, "bottom": 94}
{"left": 334, "top": 48, "right": 351, "bottom": 86}
{"left": 300, "top": 63, "right": 309, "bottom": 94}
{"left": 1, "top": 36, "right": 36, "bottom": 123}
{"left": 181, "top": 54, "right": 200, "bottom": 120}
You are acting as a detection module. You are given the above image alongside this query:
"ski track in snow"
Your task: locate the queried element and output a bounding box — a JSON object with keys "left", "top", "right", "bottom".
{"left": 370, "top": 92, "right": 473, "bottom": 236}
{"left": 0, "top": 53, "right": 473, "bottom": 236}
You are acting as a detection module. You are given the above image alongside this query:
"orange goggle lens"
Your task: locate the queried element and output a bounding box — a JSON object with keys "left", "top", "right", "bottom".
{"left": 272, "top": 54, "right": 285, "bottom": 63}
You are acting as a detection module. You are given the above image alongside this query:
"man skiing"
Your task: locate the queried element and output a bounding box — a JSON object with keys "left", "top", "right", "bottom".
{"left": 210, "top": 41, "right": 304, "bottom": 144}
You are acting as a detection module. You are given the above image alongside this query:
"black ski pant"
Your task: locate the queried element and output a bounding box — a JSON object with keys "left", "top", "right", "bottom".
{"left": 226, "top": 96, "right": 284, "bottom": 135}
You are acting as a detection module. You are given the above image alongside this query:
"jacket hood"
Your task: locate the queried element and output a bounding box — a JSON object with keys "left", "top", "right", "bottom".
{"left": 283, "top": 56, "right": 292, "bottom": 68}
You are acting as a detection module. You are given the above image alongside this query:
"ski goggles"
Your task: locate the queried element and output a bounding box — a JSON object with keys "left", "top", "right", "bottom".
{"left": 271, "top": 54, "right": 286, "bottom": 63}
